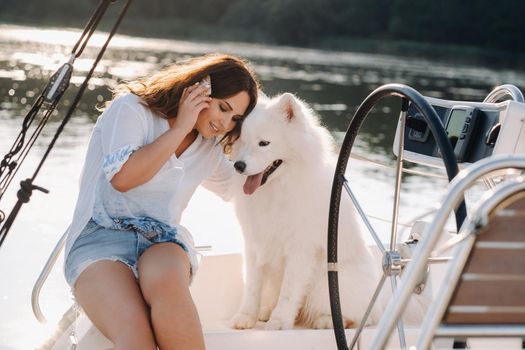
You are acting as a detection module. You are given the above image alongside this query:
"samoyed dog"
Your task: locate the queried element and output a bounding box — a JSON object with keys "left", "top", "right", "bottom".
{"left": 229, "top": 93, "right": 429, "bottom": 330}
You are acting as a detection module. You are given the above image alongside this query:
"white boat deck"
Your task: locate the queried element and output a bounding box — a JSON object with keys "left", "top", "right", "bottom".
{"left": 42, "top": 253, "right": 523, "bottom": 350}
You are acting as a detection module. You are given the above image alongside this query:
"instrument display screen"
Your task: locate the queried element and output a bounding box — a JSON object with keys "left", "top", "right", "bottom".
{"left": 446, "top": 109, "right": 468, "bottom": 139}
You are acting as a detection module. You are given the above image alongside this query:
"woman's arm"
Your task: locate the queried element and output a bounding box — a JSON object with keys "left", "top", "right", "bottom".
{"left": 111, "top": 83, "right": 211, "bottom": 192}
{"left": 110, "top": 126, "right": 188, "bottom": 192}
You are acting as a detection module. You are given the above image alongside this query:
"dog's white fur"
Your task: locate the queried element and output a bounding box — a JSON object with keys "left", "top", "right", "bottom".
{"left": 229, "top": 93, "right": 429, "bottom": 330}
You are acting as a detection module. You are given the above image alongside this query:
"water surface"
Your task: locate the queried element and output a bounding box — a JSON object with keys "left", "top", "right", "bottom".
{"left": 0, "top": 24, "right": 523, "bottom": 349}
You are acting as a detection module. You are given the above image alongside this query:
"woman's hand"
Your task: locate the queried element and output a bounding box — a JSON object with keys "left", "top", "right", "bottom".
{"left": 172, "top": 83, "right": 212, "bottom": 134}
{"left": 110, "top": 83, "right": 211, "bottom": 192}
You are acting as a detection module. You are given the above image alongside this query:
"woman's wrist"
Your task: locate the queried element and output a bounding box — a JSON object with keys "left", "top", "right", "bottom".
{"left": 167, "top": 124, "right": 190, "bottom": 141}
{"left": 170, "top": 118, "right": 195, "bottom": 137}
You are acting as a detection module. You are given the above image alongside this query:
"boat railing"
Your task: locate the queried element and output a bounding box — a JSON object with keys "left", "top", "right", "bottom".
{"left": 483, "top": 83, "right": 524, "bottom": 103}
{"left": 32, "top": 231, "right": 69, "bottom": 323}
{"left": 31, "top": 229, "right": 211, "bottom": 323}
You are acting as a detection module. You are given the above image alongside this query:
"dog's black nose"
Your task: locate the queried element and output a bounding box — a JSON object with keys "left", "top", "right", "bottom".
{"left": 234, "top": 161, "right": 246, "bottom": 173}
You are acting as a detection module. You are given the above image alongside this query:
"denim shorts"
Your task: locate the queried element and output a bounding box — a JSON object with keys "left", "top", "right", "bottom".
{"left": 64, "top": 219, "right": 195, "bottom": 288}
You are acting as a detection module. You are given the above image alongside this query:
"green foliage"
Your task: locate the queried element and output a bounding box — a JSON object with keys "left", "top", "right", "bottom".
{"left": 1, "top": 0, "right": 524, "bottom": 54}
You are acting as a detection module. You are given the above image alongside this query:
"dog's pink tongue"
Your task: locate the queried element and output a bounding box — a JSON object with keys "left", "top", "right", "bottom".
{"left": 243, "top": 172, "right": 264, "bottom": 195}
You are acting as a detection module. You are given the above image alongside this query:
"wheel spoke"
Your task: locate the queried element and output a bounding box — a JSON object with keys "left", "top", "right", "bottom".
{"left": 391, "top": 276, "right": 407, "bottom": 349}
{"left": 390, "top": 109, "right": 407, "bottom": 251}
{"left": 342, "top": 176, "right": 386, "bottom": 254}
{"left": 349, "top": 274, "right": 387, "bottom": 350}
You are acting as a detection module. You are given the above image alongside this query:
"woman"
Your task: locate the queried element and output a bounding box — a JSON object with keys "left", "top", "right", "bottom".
{"left": 63, "top": 54, "right": 259, "bottom": 349}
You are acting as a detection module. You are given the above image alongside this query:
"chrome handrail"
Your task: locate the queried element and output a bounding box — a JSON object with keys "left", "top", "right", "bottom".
{"left": 31, "top": 227, "right": 213, "bottom": 323}
{"left": 32, "top": 230, "right": 68, "bottom": 323}
{"left": 483, "top": 84, "right": 524, "bottom": 103}
{"left": 418, "top": 178, "right": 525, "bottom": 349}
{"left": 370, "top": 154, "right": 525, "bottom": 350}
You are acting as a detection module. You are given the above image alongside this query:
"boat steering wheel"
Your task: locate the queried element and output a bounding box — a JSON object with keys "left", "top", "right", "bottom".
{"left": 327, "top": 83, "right": 465, "bottom": 350}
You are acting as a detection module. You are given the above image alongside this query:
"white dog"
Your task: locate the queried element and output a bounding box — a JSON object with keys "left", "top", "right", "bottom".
{"left": 229, "top": 93, "right": 429, "bottom": 331}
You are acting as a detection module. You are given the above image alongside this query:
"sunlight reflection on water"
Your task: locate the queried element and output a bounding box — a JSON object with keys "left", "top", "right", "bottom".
{"left": 0, "top": 24, "right": 523, "bottom": 349}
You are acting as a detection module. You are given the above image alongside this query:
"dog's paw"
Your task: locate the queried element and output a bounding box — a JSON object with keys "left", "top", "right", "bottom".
{"left": 258, "top": 306, "right": 273, "bottom": 322}
{"left": 312, "top": 315, "right": 334, "bottom": 329}
{"left": 230, "top": 313, "right": 257, "bottom": 329}
{"left": 344, "top": 318, "right": 356, "bottom": 328}
{"left": 265, "top": 317, "right": 294, "bottom": 330}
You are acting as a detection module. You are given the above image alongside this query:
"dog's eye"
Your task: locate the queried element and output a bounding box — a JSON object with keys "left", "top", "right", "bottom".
{"left": 258, "top": 140, "right": 270, "bottom": 147}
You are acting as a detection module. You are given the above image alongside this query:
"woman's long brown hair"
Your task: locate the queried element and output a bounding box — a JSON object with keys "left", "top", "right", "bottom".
{"left": 112, "top": 53, "right": 259, "bottom": 152}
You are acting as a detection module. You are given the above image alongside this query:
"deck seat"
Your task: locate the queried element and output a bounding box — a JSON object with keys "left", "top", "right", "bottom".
{"left": 443, "top": 190, "right": 525, "bottom": 326}
{"left": 429, "top": 180, "right": 525, "bottom": 349}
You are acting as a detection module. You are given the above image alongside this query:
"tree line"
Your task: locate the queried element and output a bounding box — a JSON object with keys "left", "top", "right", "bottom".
{"left": 1, "top": 0, "right": 524, "bottom": 54}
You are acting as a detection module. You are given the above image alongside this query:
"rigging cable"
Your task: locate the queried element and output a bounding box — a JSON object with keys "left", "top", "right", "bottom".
{"left": 0, "top": 0, "right": 132, "bottom": 249}
{"left": 0, "top": 0, "right": 112, "bottom": 200}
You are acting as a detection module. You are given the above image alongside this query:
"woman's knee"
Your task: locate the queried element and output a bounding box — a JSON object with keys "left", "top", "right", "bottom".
{"left": 73, "top": 261, "right": 156, "bottom": 349}
{"left": 111, "top": 319, "right": 157, "bottom": 350}
{"left": 138, "top": 243, "right": 191, "bottom": 303}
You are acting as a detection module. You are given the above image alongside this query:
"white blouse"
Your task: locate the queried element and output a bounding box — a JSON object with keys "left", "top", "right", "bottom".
{"left": 63, "top": 93, "right": 234, "bottom": 273}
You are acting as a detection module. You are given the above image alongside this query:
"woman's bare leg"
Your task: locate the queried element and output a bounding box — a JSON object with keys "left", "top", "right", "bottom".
{"left": 74, "top": 260, "right": 157, "bottom": 350}
{"left": 138, "top": 243, "right": 205, "bottom": 350}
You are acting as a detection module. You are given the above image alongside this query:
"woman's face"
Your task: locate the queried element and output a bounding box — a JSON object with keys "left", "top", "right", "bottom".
{"left": 195, "top": 90, "right": 250, "bottom": 139}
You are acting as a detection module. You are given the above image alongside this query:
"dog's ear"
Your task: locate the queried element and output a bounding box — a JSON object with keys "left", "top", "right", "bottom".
{"left": 277, "top": 93, "right": 301, "bottom": 122}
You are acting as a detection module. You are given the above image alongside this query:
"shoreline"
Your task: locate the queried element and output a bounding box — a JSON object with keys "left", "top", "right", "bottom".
{"left": 1, "top": 17, "right": 524, "bottom": 70}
